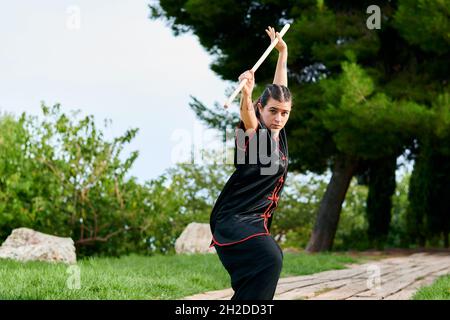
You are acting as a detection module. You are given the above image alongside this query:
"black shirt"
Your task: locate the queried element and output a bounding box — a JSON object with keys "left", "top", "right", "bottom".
{"left": 209, "top": 117, "right": 289, "bottom": 247}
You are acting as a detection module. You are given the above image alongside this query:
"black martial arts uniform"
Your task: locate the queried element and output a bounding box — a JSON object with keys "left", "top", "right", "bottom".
{"left": 209, "top": 117, "right": 288, "bottom": 300}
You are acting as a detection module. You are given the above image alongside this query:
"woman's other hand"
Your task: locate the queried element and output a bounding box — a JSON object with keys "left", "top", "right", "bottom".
{"left": 238, "top": 70, "right": 255, "bottom": 97}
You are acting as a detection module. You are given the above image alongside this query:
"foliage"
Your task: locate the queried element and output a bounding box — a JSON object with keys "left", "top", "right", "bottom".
{"left": 0, "top": 108, "right": 234, "bottom": 256}
{"left": 150, "top": 0, "right": 450, "bottom": 248}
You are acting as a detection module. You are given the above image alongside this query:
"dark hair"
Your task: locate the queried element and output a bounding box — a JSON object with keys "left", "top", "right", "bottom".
{"left": 254, "top": 84, "right": 292, "bottom": 118}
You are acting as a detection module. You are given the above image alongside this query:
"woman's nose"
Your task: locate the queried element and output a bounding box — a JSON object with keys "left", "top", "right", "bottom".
{"left": 275, "top": 113, "right": 282, "bottom": 122}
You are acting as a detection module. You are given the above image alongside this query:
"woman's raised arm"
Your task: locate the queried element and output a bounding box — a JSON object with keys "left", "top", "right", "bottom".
{"left": 265, "top": 26, "right": 288, "bottom": 87}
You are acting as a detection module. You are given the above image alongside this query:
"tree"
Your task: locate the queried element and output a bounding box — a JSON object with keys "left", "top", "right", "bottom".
{"left": 150, "top": 0, "right": 449, "bottom": 251}
{"left": 406, "top": 94, "right": 450, "bottom": 248}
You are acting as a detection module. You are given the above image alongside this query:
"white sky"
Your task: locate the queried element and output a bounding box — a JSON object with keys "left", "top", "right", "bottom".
{"left": 0, "top": 1, "right": 414, "bottom": 186}
{"left": 0, "top": 1, "right": 230, "bottom": 182}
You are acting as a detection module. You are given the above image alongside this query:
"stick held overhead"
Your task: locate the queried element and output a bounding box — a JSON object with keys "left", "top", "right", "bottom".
{"left": 223, "top": 24, "right": 290, "bottom": 109}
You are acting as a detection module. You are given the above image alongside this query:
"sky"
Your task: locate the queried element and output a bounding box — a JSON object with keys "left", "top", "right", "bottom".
{"left": 0, "top": 1, "right": 230, "bottom": 183}
{"left": 0, "top": 1, "right": 414, "bottom": 185}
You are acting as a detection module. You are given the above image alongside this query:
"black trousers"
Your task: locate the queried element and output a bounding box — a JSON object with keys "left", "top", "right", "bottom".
{"left": 214, "top": 235, "right": 283, "bottom": 300}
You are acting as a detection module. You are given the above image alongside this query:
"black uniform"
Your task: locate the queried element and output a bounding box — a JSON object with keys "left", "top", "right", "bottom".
{"left": 209, "top": 117, "right": 288, "bottom": 300}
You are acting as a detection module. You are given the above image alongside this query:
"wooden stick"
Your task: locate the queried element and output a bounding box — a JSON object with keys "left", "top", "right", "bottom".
{"left": 223, "top": 24, "right": 290, "bottom": 109}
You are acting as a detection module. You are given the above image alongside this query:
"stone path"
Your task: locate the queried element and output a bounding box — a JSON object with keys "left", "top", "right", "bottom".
{"left": 183, "top": 252, "right": 450, "bottom": 300}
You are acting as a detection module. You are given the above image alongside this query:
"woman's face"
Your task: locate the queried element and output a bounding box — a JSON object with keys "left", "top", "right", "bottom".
{"left": 258, "top": 97, "right": 291, "bottom": 133}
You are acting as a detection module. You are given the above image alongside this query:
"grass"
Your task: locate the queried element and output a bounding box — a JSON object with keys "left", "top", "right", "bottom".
{"left": 412, "top": 275, "right": 450, "bottom": 300}
{"left": 0, "top": 252, "right": 360, "bottom": 300}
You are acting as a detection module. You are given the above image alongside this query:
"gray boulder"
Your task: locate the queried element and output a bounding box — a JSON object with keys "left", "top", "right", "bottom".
{"left": 175, "top": 222, "right": 216, "bottom": 254}
{"left": 0, "top": 227, "right": 77, "bottom": 264}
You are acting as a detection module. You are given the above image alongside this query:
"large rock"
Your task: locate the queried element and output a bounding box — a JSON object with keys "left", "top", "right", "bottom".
{"left": 0, "top": 227, "right": 76, "bottom": 264}
{"left": 175, "top": 222, "right": 216, "bottom": 254}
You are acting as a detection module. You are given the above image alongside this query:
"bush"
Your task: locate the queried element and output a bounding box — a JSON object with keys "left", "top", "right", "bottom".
{"left": 0, "top": 103, "right": 417, "bottom": 256}
{"left": 0, "top": 106, "right": 232, "bottom": 257}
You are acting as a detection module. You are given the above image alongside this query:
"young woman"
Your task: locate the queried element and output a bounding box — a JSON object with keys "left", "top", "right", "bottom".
{"left": 209, "top": 26, "right": 292, "bottom": 300}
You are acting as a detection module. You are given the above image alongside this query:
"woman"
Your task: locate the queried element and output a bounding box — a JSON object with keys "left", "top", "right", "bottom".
{"left": 209, "top": 26, "right": 292, "bottom": 300}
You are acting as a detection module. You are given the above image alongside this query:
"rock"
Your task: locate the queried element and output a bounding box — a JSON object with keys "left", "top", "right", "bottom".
{"left": 0, "top": 227, "right": 76, "bottom": 264}
{"left": 175, "top": 222, "right": 216, "bottom": 254}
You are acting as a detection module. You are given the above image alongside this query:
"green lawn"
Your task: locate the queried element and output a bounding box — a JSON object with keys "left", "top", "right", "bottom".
{"left": 0, "top": 252, "right": 360, "bottom": 300}
{"left": 412, "top": 275, "right": 450, "bottom": 300}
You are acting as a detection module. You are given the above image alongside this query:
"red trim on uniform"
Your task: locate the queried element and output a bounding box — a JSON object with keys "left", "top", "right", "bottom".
{"left": 235, "top": 129, "right": 256, "bottom": 152}
{"left": 209, "top": 128, "right": 288, "bottom": 249}
{"left": 261, "top": 176, "right": 284, "bottom": 222}
{"left": 209, "top": 232, "right": 270, "bottom": 248}
{"left": 210, "top": 175, "right": 286, "bottom": 248}
{"left": 277, "top": 138, "right": 287, "bottom": 161}
{"left": 235, "top": 121, "right": 258, "bottom": 152}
